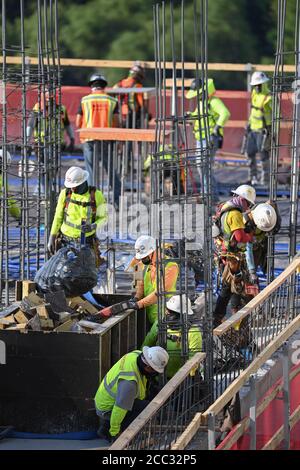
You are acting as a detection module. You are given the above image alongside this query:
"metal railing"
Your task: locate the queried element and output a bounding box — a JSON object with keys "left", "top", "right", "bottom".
{"left": 109, "top": 352, "right": 206, "bottom": 450}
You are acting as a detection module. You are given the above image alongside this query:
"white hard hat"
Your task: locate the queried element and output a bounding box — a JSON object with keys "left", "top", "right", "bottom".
{"left": 135, "top": 235, "right": 156, "bottom": 260}
{"left": 250, "top": 71, "right": 269, "bottom": 86}
{"left": 251, "top": 203, "right": 277, "bottom": 232}
{"left": 232, "top": 184, "right": 256, "bottom": 205}
{"left": 64, "top": 166, "right": 89, "bottom": 188}
{"left": 0, "top": 149, "right": 12, "bottom": 165}
{"left": 142, "top": 346, "right": 169, "bottom": 373}
{"left": 166, "top": 295, "right": 193, "bottom": 315}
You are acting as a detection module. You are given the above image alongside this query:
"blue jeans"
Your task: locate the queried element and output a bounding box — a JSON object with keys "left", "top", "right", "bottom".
{"left": 83, "top": 140, "right": 121, "bottom": 207}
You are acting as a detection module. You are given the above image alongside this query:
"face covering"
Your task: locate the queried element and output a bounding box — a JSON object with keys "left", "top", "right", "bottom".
{"left": 231, "top": 195, "right": 251, "bottom": 212}
{"left": 255, "top": 84, "right": 262, "bottom": 93}
{"left": 73, "top": 181, "right": 88, "bottom": 195}
{"left": 141, "top": 256, "right": 152, "bottom": 265}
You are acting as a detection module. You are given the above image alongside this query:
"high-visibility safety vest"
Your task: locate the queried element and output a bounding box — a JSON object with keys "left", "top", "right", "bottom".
{"left": 190, "top": 97, "right": 230, "bottom": 142}
{"left": 94, "top": 350, "right": 147, "bottom": 412}
{"left": 143, "top": 260, "right": 178, "bottom": 325}
{"left": 142, "top": 322, "right": 202, "bottom": 379}
{"left": 79, "top": 91, "right": 118, "bottom": 142}
{"left": 219, "top": 205, "right": 247, "bottom": 252}
{"left": 115, "top": 76, "right": 143, "bottom": 116}
{"left": 50, "top": 187, "right": 107, "bottom": 239}
{"left": 0, "top": 176, "right": 20, "bottom": 220}
{"left": 33, "top": 103, "right": 67, "bottom": 144}
{"left": 249, "top": 85, "right": 272, "bottom": 131}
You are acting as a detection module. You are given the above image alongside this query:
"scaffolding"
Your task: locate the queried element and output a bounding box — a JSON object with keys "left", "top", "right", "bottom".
{"left": 0, "top": 0, "right": 61, "bottom": 306}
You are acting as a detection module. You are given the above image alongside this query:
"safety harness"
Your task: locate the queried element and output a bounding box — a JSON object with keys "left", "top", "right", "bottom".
{"left": 63, "top": 186, "right": 97, "bottom": 230}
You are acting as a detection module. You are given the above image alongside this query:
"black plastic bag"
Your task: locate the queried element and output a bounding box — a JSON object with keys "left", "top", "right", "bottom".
{"left": 35, "top": 246, "right": 98, "bottom": 296}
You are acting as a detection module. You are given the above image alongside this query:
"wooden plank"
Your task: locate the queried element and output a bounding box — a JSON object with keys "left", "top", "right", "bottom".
{"left": 110, "top": 353, "right": 206, "bottom": 450}
{"left": 54, "top": 319, "right": 75, "bottom": 332}
{"left": 214, "top": 258, "right": 300, "bottom": 336}
{"left": 22, "top": 281, "right": 36, "bottom": 299}
{"left": 171, "top": 413, "right": 203, "bottom": 450}
{"left": 6, "top": 323, "right": 27, "bottom": 330}
{"left": 262, "top": 403, "right": 300, "bottom": 450}
{"left": 0, "top": 56, "right": 295, "bottom": 73}
{"left": 40, "top": 318, "right": 54, "bottom": 329}
{"left": 204, "top": 315, "right": 300, "bottom": 419}
{"left": 14, "top": 311, "right": 29, "bottom": 324}
{"left": 0, "top": 319, "right": 16, "bottom": 329}
{"left": 15, "top": 281, "right": 23, "bottom": 301}
{"left": 77, "top": 127, "right": 157, "bottom": 142}
{"left": 26, "top": 314, "right": 41, "bottom": 331}
{"left": 221, "top": 417, "right": 250, "bottom": 450}
{"left": 36, "top": 304, "right": 50, "bottom": 319}
{"left": 0, "top": 303, "right": 21, "bottom": 319}
{"left": 2, "top": 315, "right": 16, "bottom": 324}
{"left": 99, "top": 330, "right": 112, "bottom": 381}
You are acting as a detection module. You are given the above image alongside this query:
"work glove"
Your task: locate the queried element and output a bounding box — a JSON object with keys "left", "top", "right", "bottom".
{"left": 81, "top": 222, "right": 97, "bottom": 233}
{"left": 98, "top": 299, "right": 139, "bottom": 319}
{"left": 47, "top": 234, "right": 56, "bottom": 256}
{"left": 249, "top": 272, "right": 259, "bottom": 285}
{"left": 212, "top": 125, "right": 222, "bottom": 136}
{"left": 67, "top": 138, "right": 75, "bottom": 153}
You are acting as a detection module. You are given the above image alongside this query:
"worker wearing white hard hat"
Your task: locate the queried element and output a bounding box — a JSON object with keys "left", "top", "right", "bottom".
{"left": 244, "top": 71, "right": 272, "bottom": 185}
{"left": 142, "top": 294, "right": 202, "bottom": 379}
{"left": 94, "top": 346, "right": 168, "bottom": 442}
{"left": 48, "top": 166, "right": 107, "bottom": 255}
{"left": 0, "top": 149, "right": 21, "bottom": 221}
{"left": 133, "top": 235, "right": 179, "bottom": 325}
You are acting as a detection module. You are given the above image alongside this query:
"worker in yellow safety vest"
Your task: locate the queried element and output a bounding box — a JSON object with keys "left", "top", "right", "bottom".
{"left": 142, "top": 295, "right": 202, "bottom": 379}
{"left": 186, "top": 78, "right": 230, "bottom": 200}
{"left": 245, "top": 71, "right": 272, "bottom": 185}
{"left": 47, "top": 166, "right": 107, "bottom": 255}
{"left": 133, "top": 235, "right": 179, "bottom": 325}
{"left": 94, "top": 346, "right": 169, "bottom": 442}
{"left": 0, "top": 149, "right": 20, "bottom": 222}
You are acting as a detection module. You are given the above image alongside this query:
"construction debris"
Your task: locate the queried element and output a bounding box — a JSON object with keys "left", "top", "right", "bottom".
{"left": 0, "top": 281, "right": 104, "bottom": 334}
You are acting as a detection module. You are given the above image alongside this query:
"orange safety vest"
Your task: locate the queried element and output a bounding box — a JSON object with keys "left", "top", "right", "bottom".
{"left": 80, "top": 91, "right": 118, "bottom": 142}
{"left": 117, "top": 77, "right": 143, "bottom": 116}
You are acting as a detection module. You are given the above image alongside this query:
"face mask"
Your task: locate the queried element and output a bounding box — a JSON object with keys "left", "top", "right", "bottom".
{"left": 142, "top": 256, "right": 151, "bottom": 265}
{"left": 73, "top": 181, "right": 88, "bottom": 195}
{"left": 255, "top": 84, "right": 262, "bottom": 93}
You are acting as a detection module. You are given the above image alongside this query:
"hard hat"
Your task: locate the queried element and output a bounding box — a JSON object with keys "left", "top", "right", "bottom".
{"left": 251, "top": 203, "right": 277, "bottom": 232}
{"left": 232, "top": 184, "right": 256, "bottom": 205}
{"left": 250, "top": 71, "right": 269, "bottom": 86}
{"left": 142, "top": 346, "right": 169, "bottom": 373}
{"left": 0, "top": 148, "right": 12, "bottom": 165}
{"left": 186, "top": 78, "right": 215, "bottom": 99}
{"left": 135, "top": 235, "right": 156, "bottom": 260}
{"left": 166, "top": 295, "right": 193, "bottom": 315}
{"left": 64, "top": 166, "right": 89, "bottom": 188}
{"left": 88, "top": 73, "right": 107, "bottom": 88}
{"left": 130, "top": 62, "right": 145, "bottom": 81}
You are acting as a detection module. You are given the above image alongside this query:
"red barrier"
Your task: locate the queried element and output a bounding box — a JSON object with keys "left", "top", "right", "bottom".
{"left": 217, "top": 362, "right": 300, "bottom": 450}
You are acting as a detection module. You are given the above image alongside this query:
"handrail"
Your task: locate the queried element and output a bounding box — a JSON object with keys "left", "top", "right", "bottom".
{"left": 213, "top": 256, "right": 300, "bottom": 337}
{"left": 109, "top": 352, "right": 206, "bottom": 450}
{"left": 0, "top": 56, "right": 296, "bottom": 72}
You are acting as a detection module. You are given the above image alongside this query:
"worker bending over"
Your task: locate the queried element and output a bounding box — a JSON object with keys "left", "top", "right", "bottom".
{"left": 142, "top": 295, "right": 202, "bottom": 379}
{"left": 48, "top": 166, "right": 107, "bottom": 256}
{"left": 94, "top": 346, "right": 169, "bottom": 443}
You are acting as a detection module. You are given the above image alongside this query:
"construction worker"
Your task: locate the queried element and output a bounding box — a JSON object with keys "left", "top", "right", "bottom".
{"left": 134, "top": 235, "right": 179, "bottom": 325}
{"left": 47, "top": 166, "right": 107, "bottom": 255}
{"left": 76, "top": 73, "right": 121, "bottom": 207}
{"left": 26, "top": 89, "right": 74, "bottom": 194}
{"left": 0, "top": 149, "right": 20, "bottom": 222}
{"left": 186, "top": 78, "right": 230, "bottom": 200}
{"left": 245, "top": 71, "right": 272, "bottom": 185}
{"left": 212, "top": 184, "right": 257, "bottom": 327}
{"left": 94, "top": 346, "right": 169, "bottom": 442}
{"left": 113, "top": 61, "right": 147, "bottom": 128}
{"left": 142, "top": 295, "right": 202, "bottom": 379}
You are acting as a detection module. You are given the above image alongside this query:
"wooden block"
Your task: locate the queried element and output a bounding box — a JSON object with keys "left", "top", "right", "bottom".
{"left": 15, "top": 281, "right": 23, "bottom": 301}
{"left": 20, "top": 292, "right": 44, "bottom": 313}
{"left": 56, "top": 312, "right": 72, "bottom": 324}
{"left": 40, "top": 318, "right": 54, "bottom": 329}
{"left": 36, "top": 304, "right": 50, "bottom": 319}
{"left": 6, "top": 323, "right": 27, "bottom": 330}
{"left": 0, "top": 319, "right": 15, "bottom": 329}
{"left": 14, "top": 310, "right": 29, "bottom": 324}
{"left": 0, "top": 303, "right": 21, "bottom": 319}
{"left": 54, "top": 319, "right": 75, "bottom": 332}
{"left": 4, "top": 315, "right": 16, "bottom": 324}
{"left": 67, "top": 296, "right": 84, "bottom": 310}
{"left": 22, "top": 281, "right": 36, "bottom": 298}
{"left": 81, "top": 301, "right": 99, "bottom": 315}
{"left": 27, "top": 314, "right": 41, "bottom": 331}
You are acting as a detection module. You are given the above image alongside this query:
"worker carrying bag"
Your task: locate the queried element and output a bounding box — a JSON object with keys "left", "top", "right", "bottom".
{"left": 34, "top": 246, "right": 98, "bottom": 296}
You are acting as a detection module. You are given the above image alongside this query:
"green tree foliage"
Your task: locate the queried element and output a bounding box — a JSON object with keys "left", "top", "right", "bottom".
{"left": 0, "top": 0, "right": 298, "bottom": 88}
